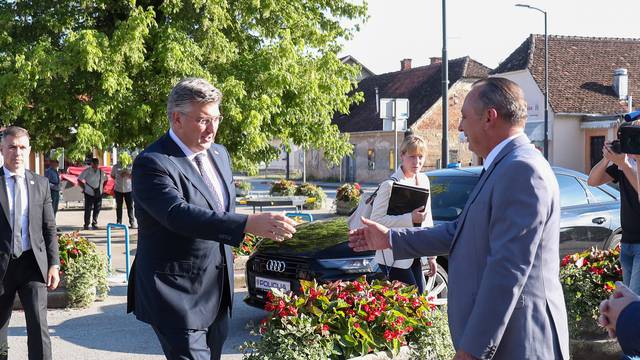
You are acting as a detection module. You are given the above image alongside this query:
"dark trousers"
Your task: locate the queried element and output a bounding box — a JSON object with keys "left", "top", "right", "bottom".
{"left": 114, "top": 191, "right": 135, "bottom": 225}
{"left": 83, "top": 193, "right": 102, "bottom": 227}
{"left": 0, "top": 251, "right": 51, "bottom": 360}
{"left": 50, "top": 190, "right": 60, "bottom": 216}
{"left": 379, "top": 258, "right": 426, "bottom": 294}
{"left": 152, "top": 307, "right": 230, "bottom": 360}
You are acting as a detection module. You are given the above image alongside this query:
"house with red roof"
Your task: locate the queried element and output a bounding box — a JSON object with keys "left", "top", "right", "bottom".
{"left": 492, "top": 34, "right": 640, "bottom": 173}
{"left": 306, "top": 56, "right": 490, "bottom": 183}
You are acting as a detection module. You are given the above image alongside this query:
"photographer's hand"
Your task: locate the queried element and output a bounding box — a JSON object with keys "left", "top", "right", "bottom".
{"left": 603, "top": 144, "right": 628, "bottom": 167}
{"left": 604, "top": 145, "right": 640, "bottom": 193}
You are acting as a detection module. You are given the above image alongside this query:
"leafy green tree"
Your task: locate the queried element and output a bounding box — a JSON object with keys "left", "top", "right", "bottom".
{"left": 0, "top": 0, "right": 366, "bottom": 171}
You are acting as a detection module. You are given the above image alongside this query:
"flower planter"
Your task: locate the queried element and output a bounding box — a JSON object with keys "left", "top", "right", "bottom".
{"left": 303, "top": 199, "right": 323, "bottom": 210}
{"left": 570, "top": 336, "right": 622, "bottom": 360}
{"left": 236, "top": 189, "right": 249, "bottom": 197}
{"left": 12, "top": 279, "right": 99, "bottom": 310}
{"left": 336, "top": 199, "right": 355, "bottom": 215}
{"left": 347, "top": 346, "right": 416, "bottom": 360}
{"left": 13, "top": 285, "right": 70, "bottom": 309}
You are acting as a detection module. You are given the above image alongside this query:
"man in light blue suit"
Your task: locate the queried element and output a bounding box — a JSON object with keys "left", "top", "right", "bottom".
{"left": 349, "top": 77, "right": 569, "bottom": 360}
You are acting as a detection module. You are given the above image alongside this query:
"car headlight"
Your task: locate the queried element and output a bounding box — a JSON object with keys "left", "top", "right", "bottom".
{"left": 318, "top": 257, "right": 379, "bottom": 273}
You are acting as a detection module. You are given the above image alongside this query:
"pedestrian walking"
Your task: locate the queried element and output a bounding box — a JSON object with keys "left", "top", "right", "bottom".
{"left": 78, "top": 158, "right": 106, "bottom": 230}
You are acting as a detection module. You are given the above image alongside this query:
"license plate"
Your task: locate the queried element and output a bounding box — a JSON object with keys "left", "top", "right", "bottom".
{"left": 255, "top": 276, "right": 290, "bottom": 292}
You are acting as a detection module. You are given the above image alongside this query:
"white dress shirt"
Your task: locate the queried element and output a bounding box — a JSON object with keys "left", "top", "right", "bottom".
{"left": 169, "top": 129, "right": 228, "bottom": 210}
{"left": 483, "top": 133, "right": 525, "bottom": 170}
{"left": 4, "top": 167, "right": 30, "bottom": 251}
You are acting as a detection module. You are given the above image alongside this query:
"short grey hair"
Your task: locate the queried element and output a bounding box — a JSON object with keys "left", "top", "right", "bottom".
{"left": 1, "top": 126, "right": 29, "bottom": 144}
{"left": 166, "top": 77, "right": 223, "bottom": 123}
{"left": 472, "top": 77, "right": 528, "bottom": 127}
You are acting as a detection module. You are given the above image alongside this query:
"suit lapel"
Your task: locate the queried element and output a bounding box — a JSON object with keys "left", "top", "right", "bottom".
{"left": 0, "top": 169, "right": 10, "bottom": 226}
{"left": 161, "top": 134, "right": 219, "bottom": 210}
{"left": 208, "top": 147, "right": 231, "bottom": 211}
{"left": 450, "top": 134, "right": 532, "bottom": 251}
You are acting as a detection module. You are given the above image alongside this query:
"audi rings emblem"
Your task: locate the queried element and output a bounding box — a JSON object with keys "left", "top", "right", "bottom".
{"left": 265, "top": 260, "right": 286, "bottom": 273}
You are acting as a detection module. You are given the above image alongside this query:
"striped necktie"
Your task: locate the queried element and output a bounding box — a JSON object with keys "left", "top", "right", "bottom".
{"left": 193, "top": 153, "right": 224, "bottom": 212}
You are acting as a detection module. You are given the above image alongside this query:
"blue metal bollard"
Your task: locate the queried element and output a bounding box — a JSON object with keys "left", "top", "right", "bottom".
{"left": 106, "top": 223, "right": 131, "bottom": 281}
{"left": 285, "top": 212, "right": 314, "bottom": 222}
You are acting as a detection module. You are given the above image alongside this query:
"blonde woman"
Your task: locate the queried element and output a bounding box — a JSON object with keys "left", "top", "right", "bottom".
{"left": 369, "top": 135, "right": 436, "bottom": 293}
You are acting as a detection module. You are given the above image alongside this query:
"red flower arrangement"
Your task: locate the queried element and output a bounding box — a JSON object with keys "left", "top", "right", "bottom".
{"left": 251, "top": 277, "right": 451, "bottom": 359}
{"left": 232, "top": 233, "right": 262, "bottom": 257}
{"left": 560, "top": 245, "right": 622, "bottom": 337}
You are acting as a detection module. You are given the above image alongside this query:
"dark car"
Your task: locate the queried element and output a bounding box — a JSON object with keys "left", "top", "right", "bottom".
{"left": 244, "top": 166, "right": 621, "bottom": 309}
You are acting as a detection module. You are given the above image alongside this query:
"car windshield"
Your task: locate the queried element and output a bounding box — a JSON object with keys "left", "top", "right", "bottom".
{"left": 429, "top": 175, "right": 479, "bottom": 221}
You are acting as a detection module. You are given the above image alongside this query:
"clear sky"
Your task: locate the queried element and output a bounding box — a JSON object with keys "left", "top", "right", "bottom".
{"left": 340, "top": 0, "right": 640, "bottom": 74}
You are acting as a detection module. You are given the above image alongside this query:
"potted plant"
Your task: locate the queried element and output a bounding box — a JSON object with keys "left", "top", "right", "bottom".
{"left": 58, "top": 232, "right": 110, "bottom": 308}
{"left": 242, "top": 278, "right": 453, "bottom": 360}
{"left": 235, "top": 180, "right": 252, "bottom": 197}
{"left": 270, "top": 179, "right": 297, "bottom": 196}
{"left": 335, "top": 183, "right": 362, "bottom": 215}
{"left": 295, "top": 183, "right": 326, "bottom": 210}
{"left": 560, "top": 246, "right": 623, "bottom": 359}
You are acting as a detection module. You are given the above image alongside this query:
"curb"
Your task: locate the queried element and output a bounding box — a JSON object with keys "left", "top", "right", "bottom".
{"left": 13, "top": 287, "right": 69, "bottom": 310}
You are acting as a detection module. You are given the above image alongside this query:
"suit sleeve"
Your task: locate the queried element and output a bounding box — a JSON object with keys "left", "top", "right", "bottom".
{"left": 132, "top": 152, "right": 247, "bottom": 247}
{"left": 370, "top": 180, "right": 414, "bottom": 228}
{"left": 616, "top": 301, "right": 640, "bottom": 355}
{"left": 459, "top": 160, "right": 550, "bottom": 357}
{"left": 390, "top": 220, "right": 456, "bottom": 259}
{"left": 41, "top": 179, "right": 59, "bottom": 267}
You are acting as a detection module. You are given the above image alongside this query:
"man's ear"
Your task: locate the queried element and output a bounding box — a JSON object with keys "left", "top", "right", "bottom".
{"left": 171, "top": 112, "right": 182, "bottom": 129}
{"left": 484, "top": 107, "right": 499, "bottom": 129}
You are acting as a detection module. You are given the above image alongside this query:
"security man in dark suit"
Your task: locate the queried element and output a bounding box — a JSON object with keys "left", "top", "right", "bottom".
{"left": 127, "top": 78, "right": 297, "bottom": 360}
{"left": 0, "top": 126, "right": 60, "bottom": 360}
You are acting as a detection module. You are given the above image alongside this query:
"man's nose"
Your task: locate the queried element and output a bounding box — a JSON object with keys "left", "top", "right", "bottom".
{"left": 458, "top": 121, "right": 464, "bottom": 132}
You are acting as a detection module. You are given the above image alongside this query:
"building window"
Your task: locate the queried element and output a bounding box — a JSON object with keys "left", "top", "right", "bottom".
{"left": 367, "top": 149, "right": 375, "bottom": 171}
{"left": 389, "top": 149, "right": 395, "bottom": 170}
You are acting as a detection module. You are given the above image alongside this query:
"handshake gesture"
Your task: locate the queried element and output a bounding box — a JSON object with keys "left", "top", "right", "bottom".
{"left": 245, "top": 212, "right": 297, "bottom": 242}
{"left": 598, "top": 281, "right": 640, "bottom": 338}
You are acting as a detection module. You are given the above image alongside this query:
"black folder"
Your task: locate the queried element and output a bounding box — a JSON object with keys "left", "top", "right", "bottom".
{"left": 387, "top": 182, "right": 430, "bottom": 216}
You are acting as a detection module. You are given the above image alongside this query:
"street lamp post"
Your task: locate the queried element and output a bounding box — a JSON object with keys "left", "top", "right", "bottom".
{"left": 516, "top": 3, "right": 549, "bottom": 160}
{"left": 441, "top": 0, "right": 449, "bottom": 168}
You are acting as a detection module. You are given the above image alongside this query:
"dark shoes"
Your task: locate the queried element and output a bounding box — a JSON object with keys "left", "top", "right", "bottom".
{"left": 83, "top": 225, "right": 90, "bottom": 230}
{"left": 91, "top": 225, "right": 100, "bottom": 230}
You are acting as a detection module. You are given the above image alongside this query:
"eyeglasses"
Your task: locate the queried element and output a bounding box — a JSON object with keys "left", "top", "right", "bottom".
{"left": 181, "top": 113, "right": 224, "bottom": 127}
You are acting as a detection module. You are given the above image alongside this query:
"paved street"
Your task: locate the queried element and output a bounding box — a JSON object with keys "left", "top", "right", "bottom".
{"left": 6, "top": 178, "right": 344, "bottom": 359}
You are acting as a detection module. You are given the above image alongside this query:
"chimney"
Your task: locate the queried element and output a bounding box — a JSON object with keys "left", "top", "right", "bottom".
{"left": 613, "top": 68, "right": 628, "bottom": 100}
{"left": 430, "top": 57, "right": 442, "bottom": 65}
{"left": 400, "top": 58, "right": 412, "bottom": 71}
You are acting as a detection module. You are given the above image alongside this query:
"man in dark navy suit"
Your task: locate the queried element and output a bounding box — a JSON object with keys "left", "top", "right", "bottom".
{"left": 0, "top": 126, "right": 60, "bottom": 360}
{"left": 127, "top": 78, "right": 297, "bottom": 360}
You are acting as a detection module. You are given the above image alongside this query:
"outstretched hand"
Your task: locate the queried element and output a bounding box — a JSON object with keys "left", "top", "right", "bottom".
{"left": 245, "top": 212, "right": 297, "bottom": 242}
{"left": 348, "top": 217, "right": 392, "bottom": 252}
{"left": 598, "top": 281, "right": 640, "bottom": 338}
